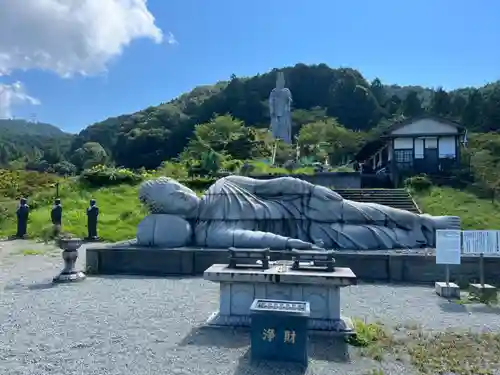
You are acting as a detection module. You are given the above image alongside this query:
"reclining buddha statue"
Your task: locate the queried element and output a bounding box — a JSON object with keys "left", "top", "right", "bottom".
{"left": 135, "top": 175, "right": 460, "bottom": 250}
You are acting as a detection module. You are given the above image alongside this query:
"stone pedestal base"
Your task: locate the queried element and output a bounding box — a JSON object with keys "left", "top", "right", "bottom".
{"left": 206, "top": 310, "right": 354, "bottom": 335}
{"left": 54, "top": 246, "right": 86, "bottom": 284}
{"left": 53, "top": 271, "right": 86, "bottom": 283}
{"left": 435, "top": 282, "right": 460, "bottom": 299}
{"left": 470, "top": 283, "right": 497, "bottom": 300}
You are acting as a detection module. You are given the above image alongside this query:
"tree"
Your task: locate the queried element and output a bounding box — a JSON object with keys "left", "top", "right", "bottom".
{"left": 71, "top": 142, "right": 108, "bottom": 170}
{"left": 370, "top": 78, "right": 386, "bottom": 106}
{"left": 449, "top": 94, "right": 467, "bottom": 119}
{"left": 401, "top": 91, "right": 423, "bottom": 117}
{"left": 327, "top": 72, "right": 382, "bottom": 130}
{"left": 298, "top": 119, "right": 363, "bottom": 164}
{"left": 291, "top": 107, "right": 329, "bottom": 137}
{"left": 182, "top": 114, "right": 259, "bottom": 161}
{"left": 481, "top": 86, "right": 500, "bottom": 132}
{"left": 200, "top": 149, "right": 222, "bottom": 176}
{"left": 462, "top": 89, "right": 483, "bottom": 130}
{"left": 385, "top": 95, "right": 402, "bottom": 116}
{"left": 53, "top": 161, "right": 77, "bottom": 176}
{"left": 429, "top": 87, "right": 451, "bottom": 116}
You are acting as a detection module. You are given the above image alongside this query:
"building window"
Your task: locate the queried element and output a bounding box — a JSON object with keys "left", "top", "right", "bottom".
{"left": 394, "top": 149, "right": 413, "bottom": 163}
{"left": 394, "top": 149, "right": 413, "bottom": 170}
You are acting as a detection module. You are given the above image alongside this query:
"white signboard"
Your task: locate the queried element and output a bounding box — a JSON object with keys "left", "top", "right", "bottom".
{"left": 462, "top": 230, "right": 499, "bottom": 255}
{"left": 436, "top": 230, "right": 462, "bottom": 265}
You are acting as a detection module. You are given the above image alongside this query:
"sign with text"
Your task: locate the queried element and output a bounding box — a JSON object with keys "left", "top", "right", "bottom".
{"left": 436, "top": 230, "right": 462, "bottom": 265}
{"left": 462, "top": 230, "right": 499, "bottom": 255}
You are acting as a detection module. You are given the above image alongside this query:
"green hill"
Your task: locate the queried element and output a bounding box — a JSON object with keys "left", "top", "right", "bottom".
{"left": 0, "top": 119, "right": 68, "bottom": 137}
{"left": 1, "top": 63, "right": 500, "bottom": 205}
{"left": 67, "top": 63, "right": 500, "bottom": 171}
{"left": 0, "top": 119, "right": 74, "bottom": 169}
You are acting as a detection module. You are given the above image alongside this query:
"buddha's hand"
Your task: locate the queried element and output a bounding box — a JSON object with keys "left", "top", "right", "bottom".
{"left": 286, "top": 238, "right": 316, "bottom": 250}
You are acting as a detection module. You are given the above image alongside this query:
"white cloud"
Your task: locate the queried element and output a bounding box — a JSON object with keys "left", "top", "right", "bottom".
{"left": 0, "top": 81, "right": 40, "bottom": 119}
{"left": 166, "top": 32, "right": 178, "bottom": 45}
{"left": 0, "top": 0, "right": 168, "bottom": 117}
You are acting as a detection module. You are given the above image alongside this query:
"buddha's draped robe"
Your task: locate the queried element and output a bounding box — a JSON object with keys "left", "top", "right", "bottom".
{"left": 193, "top": 175, "right": 433, "bottom": 250}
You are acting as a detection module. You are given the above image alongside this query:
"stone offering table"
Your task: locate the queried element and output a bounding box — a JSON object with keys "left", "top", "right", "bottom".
{"left": 204, "top": 262, "right": 357, "bottom": 334}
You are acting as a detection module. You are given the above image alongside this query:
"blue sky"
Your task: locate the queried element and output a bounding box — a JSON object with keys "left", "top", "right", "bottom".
{"left": 5, "top": 0, "right": 500, "bottom": 133}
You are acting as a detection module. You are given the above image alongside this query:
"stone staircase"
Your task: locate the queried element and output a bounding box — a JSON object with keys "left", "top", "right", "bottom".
{"left": 335, "top": 189, "right": 421, "bottom": 214}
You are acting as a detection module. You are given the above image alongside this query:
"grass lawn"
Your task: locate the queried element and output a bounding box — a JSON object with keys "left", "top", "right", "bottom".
{"left": 352, "top": 319, "right": 500, "bottom": 375}
{"left": 414, "top": 186, "right": 500, "bottom": 230}
{"left": 0, "top": 181, "right": 147, "bottom": 242}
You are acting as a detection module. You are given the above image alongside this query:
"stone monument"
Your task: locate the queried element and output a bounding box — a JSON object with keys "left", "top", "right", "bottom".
{"left": 51, "top": 198, "right": 62, "bottom": 226}
{"left": 135, "top": 176, "right": 461, "bottom": 250}
{"left": 86, "top": 199, "right": 99, "bottom": 241}
{"left": 16, "top": 197, "right": 29, "bottom": 238}
{"left": 269, "top": 71, "right": 292, "bottom": 164}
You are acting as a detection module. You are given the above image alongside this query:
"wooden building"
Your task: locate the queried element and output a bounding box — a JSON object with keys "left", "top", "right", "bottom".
{"left": 355, "top": 115, "right": 467, "bottom": 185}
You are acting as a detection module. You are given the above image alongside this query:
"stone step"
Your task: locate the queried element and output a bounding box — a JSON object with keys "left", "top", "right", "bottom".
{"left": 336, "top": 189, "right": 407, "bottom": 192}
{"left": 336, "top": 193, "right": 411, "bottom": 198}
{"left": 339, "top": 197, "right": 415, "bottom": 202}
{"left": 333, "top": 188, "right": 421, "bottom": 213}
{"left": 343, "top": 198, "right": 414, "bottom": 203}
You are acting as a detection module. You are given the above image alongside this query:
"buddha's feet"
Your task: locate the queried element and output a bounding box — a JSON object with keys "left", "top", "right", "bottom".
{"left": 422, "top": 214, "right": 461, "bottom": 230}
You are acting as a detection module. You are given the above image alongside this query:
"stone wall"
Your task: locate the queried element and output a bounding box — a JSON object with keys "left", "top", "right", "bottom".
{"left": 250, "top": 172, "right": 361, "bottom": 189}
{"left": 86, "top": 246, "right": 500, "bottom": 286}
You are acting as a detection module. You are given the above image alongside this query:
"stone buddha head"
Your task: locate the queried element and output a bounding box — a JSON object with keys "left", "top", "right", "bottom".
{"left": 138, "top": 177, "right": 200, "bottom": 217}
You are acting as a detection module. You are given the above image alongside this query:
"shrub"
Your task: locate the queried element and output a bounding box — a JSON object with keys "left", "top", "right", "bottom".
{"left": 0, "top": 199, "right": 17, "bottom": 227}
{"left": 157, "top": 161, "right": 188, "bottom": 179}
{"left": 179, "top": 177, "right": 216, "bottom": 191}
{"left": 240, "top": 162, "right": 255, "bottom": 176}
{"left": 52, "top": 161, "right": 77, "bottom": 176}
{"left": 221, "top": 159, "right": 243, "bottom": 173}
{"left": 80, "top": 165, "right": 143, "bottom": 187}
{"left": 282, "top": 159, "right": 296, "bottom": 173}
{"left": 0, "top": 169, "right": 60, "bottom": 199}
{"left": 346, "top": 319, "right": 390, "bottom": 347}
{"left": 405, "top": 174, "right": 433, "bottom": 192}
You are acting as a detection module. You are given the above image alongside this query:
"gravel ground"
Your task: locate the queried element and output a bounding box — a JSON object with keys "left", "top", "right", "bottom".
{"left": 1, "top": 241, "right": 500, "bottom": 375}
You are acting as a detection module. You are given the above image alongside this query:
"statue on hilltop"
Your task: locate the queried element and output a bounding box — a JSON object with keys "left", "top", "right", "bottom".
{"left": 135, "top": 176, "right": 460, "bottom": 250}
{"left": 269, "top": 71, "right": 292, "bottom": 145}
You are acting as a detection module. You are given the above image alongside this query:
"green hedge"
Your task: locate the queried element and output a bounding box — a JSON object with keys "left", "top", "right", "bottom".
{"left": 404, "top": 174, "right": 433, "bottom": 192}
{"left": 80, "top": 166, "right": 143, "bottom": 187}
{"left": 179, "top": 178, "right": 217, "bottom": 191}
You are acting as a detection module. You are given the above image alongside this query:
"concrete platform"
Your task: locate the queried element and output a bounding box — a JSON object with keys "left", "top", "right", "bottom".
{"left": 435, "top": 281, "right": 460, "bottom": 299}
{"left": 85, "top": 244, "right": 500, "bottom": 285}
{"left": 470, "top": 283, "right": 498, "bottom": 301}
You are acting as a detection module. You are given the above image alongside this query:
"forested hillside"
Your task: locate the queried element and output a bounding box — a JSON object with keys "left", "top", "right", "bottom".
{"left": 0, "top": 119, "right": 73, "bottom": 173}
{"left": 3, "top": 63, "right": 500, "bottom": 184}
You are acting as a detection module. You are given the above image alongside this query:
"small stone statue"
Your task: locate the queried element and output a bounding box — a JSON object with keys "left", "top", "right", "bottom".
{"left": 16, "top": 197, "right": 29, "bottom": 238}
{"left": 51, "top": 198, "right": 62, "bottom": 226}
{"left": 86, "top": 199, "right": 99, "bottom": 240}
